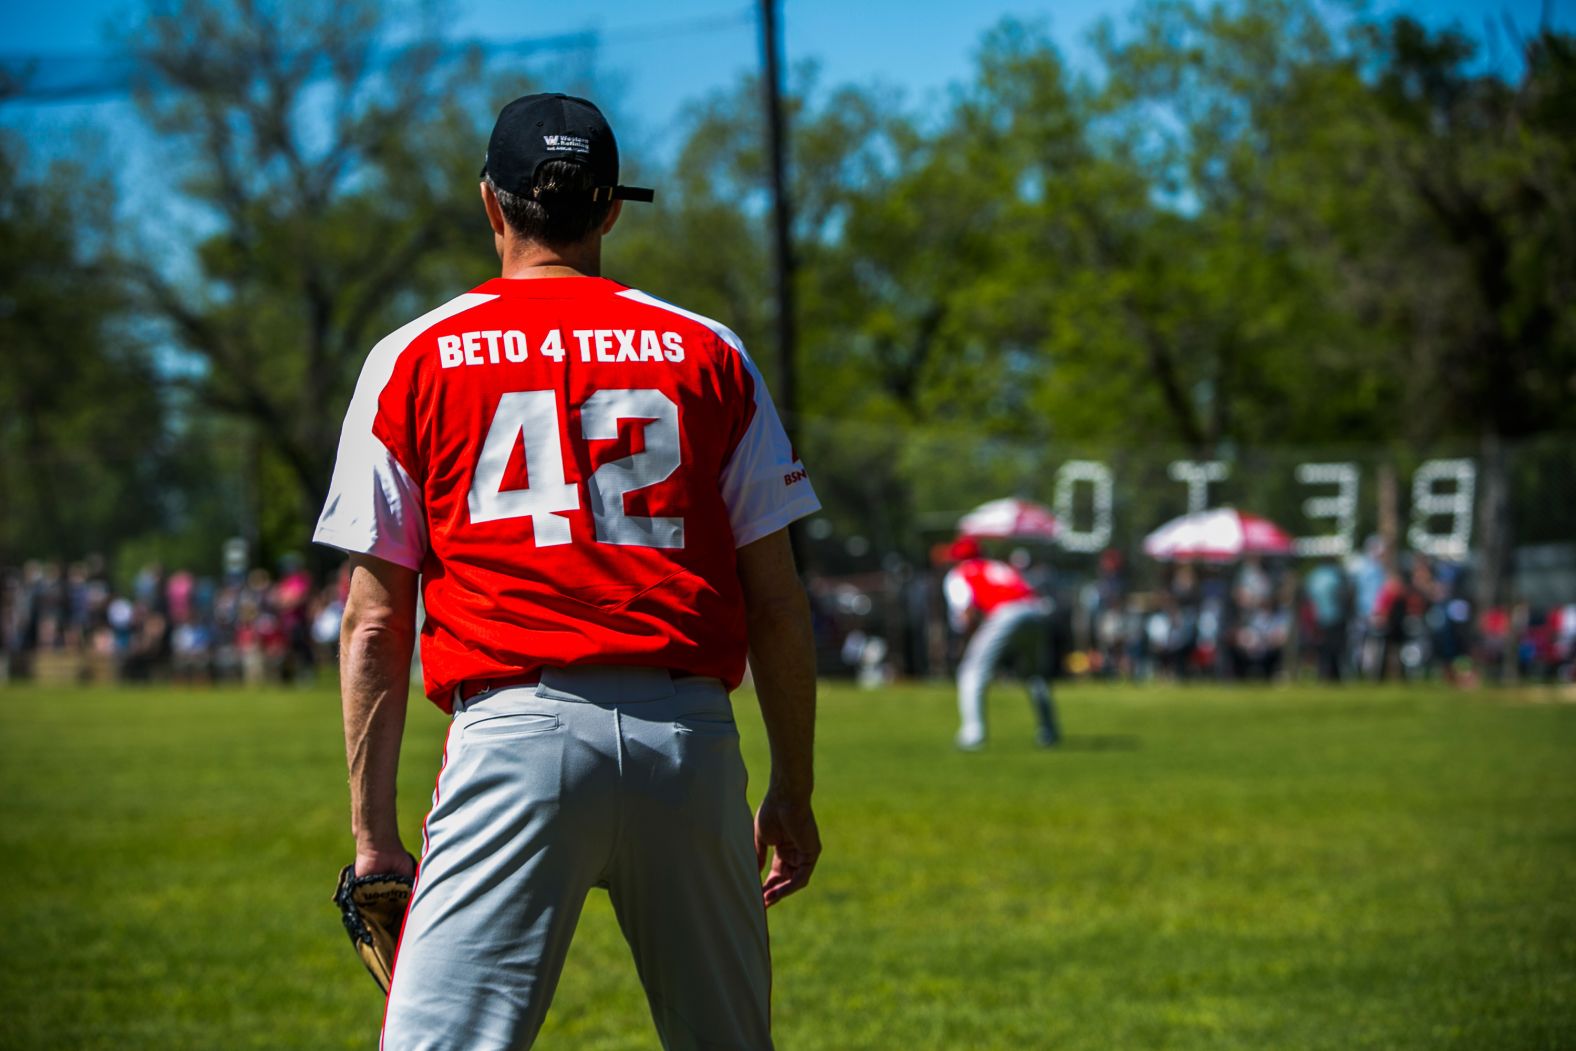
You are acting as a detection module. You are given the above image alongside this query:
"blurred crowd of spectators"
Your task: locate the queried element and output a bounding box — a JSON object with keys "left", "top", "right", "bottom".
{"left": 1075, "top": 538, "right": 1576, "bottom": 685}
{"left": 6, "top": 538, "right": 1574, "bottom": 689}
{"left": 1, "top": 556, "right": 349, "bottom": 686}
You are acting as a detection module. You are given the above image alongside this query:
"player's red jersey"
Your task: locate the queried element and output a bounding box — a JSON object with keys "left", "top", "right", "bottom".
{"left": 315, "top": 277, "right": 819, "bottom": 709}
{"left": 943, "top": 558, "right": 1039, "bottom": 628}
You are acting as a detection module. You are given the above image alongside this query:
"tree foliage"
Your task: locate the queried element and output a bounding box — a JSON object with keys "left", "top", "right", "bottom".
{"left": 1360, "top": 16, "right": 1576, "bottom": 440}
{"left": 0, "top": 127, "right": 171, "bottom": 562}
{"left": 125, "top": 0, "right": 512, "bottom": 560}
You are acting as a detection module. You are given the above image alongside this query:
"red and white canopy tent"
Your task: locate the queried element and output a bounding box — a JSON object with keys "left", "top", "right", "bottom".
{"left": 1142, "top": 507, "right": 1294, "bottom": 562}
{"left": 957, "top": 498, "right": 1062, "bottom": 541}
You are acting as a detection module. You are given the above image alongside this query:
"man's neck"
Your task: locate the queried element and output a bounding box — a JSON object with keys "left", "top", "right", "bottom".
{"left": 499, "top": 238, "right": 600, "bottom": 280}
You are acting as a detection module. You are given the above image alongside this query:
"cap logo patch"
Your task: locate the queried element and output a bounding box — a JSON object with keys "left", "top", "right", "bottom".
{"left": 542, "top": 134, "right": 591, "bottom": 154}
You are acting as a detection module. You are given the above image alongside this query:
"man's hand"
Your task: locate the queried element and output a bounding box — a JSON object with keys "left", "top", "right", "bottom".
{"left": 755, "top": 789, "right": 820, "bottom": 908}
{"left": 355, "top": 844, "right": 416, "bottom": 879}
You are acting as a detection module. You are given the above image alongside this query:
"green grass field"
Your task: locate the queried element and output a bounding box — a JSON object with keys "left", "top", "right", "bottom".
{"left": 1, "top": 679, "right": 1572, "bottom": 1050}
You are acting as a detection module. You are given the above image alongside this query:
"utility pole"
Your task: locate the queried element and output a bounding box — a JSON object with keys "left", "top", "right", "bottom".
{"left": 759, "top": 0, "right": 806, "bottom": 566}
{"left": 760, "top": 0, "right": 796, "bottom": 438}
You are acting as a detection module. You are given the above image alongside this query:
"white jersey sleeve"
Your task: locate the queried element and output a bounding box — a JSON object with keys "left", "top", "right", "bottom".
{"left": 313, "top": 293, "right": 494, "bottom": 570}
{"left": 314, "top": 439, "right": 427, "bottom": 570}
{"left": 717, "top": 353, "right": 820, "bottom": 547}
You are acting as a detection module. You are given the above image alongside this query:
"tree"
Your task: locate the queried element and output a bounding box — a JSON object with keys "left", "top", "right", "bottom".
{"left": 0, "top": 123, "right": 172, "bottom": 563}
{"left": 1090, "top": 0, "right": 1576, "bottom": 450}
{"left": 125, "top": 0, "right": 519, "bottom": 560}
{"left": 1364, "top": 17, "right": 1576, "bottom": 441}
{"left": 1082, "top": 0, "right": 1404, "bottom": 450}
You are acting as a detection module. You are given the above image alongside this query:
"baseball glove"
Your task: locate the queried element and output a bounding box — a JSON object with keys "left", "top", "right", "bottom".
{"left": 333, "top": 860, "right": 416, "bottom": 995}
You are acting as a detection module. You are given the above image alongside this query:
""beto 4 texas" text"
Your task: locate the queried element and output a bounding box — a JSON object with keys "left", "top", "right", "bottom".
{"left": 439, "top": 328, "right": 687, "bottom": 368}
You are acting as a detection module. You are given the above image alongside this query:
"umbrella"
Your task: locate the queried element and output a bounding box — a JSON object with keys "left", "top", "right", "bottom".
{"left": 1142, "top": 507, "right": 1294, "bottom": 562}
{"left": 957, "top": 498, "right": 1061, "bottom": 541}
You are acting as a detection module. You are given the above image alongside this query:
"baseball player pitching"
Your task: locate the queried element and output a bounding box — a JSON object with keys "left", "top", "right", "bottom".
{"left": 942, "top": 536, "right": 1060, "bottom": 750}
{"left": 316, "top": 92, "right": 822, "bottom": 1050}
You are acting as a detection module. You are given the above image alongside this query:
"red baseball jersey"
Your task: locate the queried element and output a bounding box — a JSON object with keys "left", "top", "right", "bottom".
{"left": 314, "top": 277, "right": 819, "bottom": 709}
{"left": 943, "top": 558, "right": 1038, "bottom": 629}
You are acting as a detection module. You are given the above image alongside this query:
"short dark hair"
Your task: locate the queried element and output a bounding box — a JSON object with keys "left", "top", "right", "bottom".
{"left": 487, "top": 160, "right": 614, "bottom": 247}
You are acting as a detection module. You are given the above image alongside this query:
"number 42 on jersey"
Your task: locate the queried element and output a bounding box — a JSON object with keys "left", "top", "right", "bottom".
{"left": 468, "top": 388, "right": 684, "bottom": 550}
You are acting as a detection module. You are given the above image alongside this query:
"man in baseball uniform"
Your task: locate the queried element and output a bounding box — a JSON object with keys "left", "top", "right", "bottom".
{"left": 943, "top": 536, "right": 1060, "bottom": 750}
{"left": 316, "top": 93, "right": 821, "bottom": 1050}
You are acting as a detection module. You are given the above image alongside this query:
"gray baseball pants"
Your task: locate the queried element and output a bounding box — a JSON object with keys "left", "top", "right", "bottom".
{"left": 381, "top": 665, "right": 772, "bottom": 1051}
{"left": 956, "top": 598, "right": 1058, "bottom": 748}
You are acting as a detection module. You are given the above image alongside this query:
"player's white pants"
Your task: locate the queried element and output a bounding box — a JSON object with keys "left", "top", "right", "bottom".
{"left": 382, "top": 666, "right": 772, "bottom": 1051}
{"left": 956, "top": 599, "right": 1057, "bottom": 748}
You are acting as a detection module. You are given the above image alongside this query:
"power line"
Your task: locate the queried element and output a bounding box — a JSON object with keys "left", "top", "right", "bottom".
{"left": 0, "top": 7, "right": 755, "bottom": 105}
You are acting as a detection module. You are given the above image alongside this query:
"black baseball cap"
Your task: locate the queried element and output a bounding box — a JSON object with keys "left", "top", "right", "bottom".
{"left": 480, "top": 93, "right": 654, "bottom": 204}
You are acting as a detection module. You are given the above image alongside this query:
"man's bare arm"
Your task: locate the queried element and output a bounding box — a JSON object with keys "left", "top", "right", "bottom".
{"left": 737, "top": 527, "right": 820, "bottom": 907}
{"left": 340, "top": 553, "right": 420, "bottom": 878}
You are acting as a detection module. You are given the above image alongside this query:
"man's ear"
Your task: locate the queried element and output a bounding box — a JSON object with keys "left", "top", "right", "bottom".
{"left": 480, "top": 181, "right": 507, "bottom": 237}
{"left": 601, "top": 199, "right": 623, "bottom": 236}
